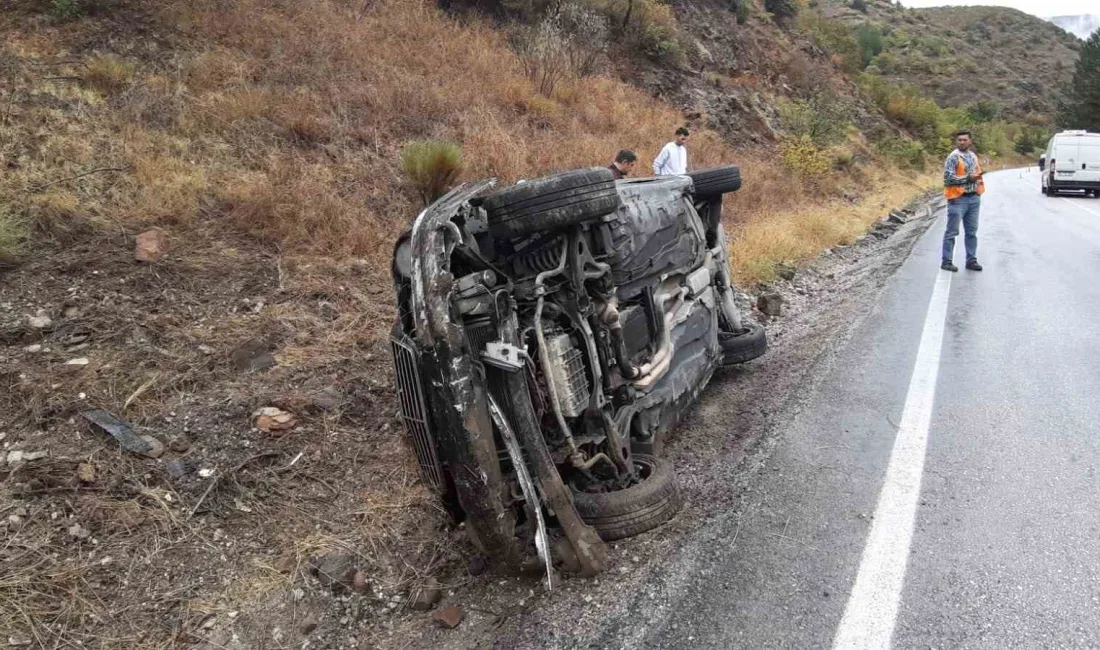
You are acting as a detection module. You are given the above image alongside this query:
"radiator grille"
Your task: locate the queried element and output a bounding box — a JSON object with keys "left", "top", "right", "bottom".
{"left": 390, "top": 331, "right": 444, "bottom": 490}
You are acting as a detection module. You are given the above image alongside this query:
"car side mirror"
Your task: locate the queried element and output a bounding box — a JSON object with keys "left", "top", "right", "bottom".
{"left": 1038, "top": 156, "right": 1046, "bottom": 171}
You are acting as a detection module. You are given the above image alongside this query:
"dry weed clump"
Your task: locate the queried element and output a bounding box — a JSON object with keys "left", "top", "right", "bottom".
{"left": 82, "top": 54, "right": 135, "bottom": 95}
{"left": 0, "top": 209, "right": 29, "bottom": 266}
{"left": 400, "top": 140, "right": 464, "bottom": 207}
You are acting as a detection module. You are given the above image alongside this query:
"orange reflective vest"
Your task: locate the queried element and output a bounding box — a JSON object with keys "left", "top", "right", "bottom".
{"left": 944, "top": 153, "right": 985, "bottom": 201}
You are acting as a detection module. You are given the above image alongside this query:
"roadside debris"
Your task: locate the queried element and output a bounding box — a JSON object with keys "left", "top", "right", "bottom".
{"left": 82, "top": 409, "right": 154, "bottom": 454}
{"left": 27, "top": 310, "right": 52, "bottom": 329}
{"left": 467, "top": 555, "right": 488, "bottom": 576}
{"left": 134, "top": 229, "right": 167, "bottom": 262}
{"left": 76, "top": 462, "right": 96, "bottom": 483}
{"left": 166, "top": 459, "right": 193, "bottom": 478}
{"left": 139, "top": 435, "right": 166, "bottom": 459}
{"left": 230, "top": 339, "right": 277, "bottom": 373}
{"left": 6, "top": 450, "right": 47, "bottom": 464}
{"left": 775, "top": 263, "right": 797, "bottom": 281}
{"left": 410, "top": 579, "right": 442, "bottom": 611}
{"left": 353, "top": 570, "right": 369, "bottom": 594}
{"left": 65, "top": 357, "right": 89, "bottom": 366}
{"left": 169, "top": 436, "right": 191, "bottom": 452}
{"left": 430, "top": 605, "right": 464, "bottom": 629}
{"left": 757, "top": 293, "right": 783, "bottom": 317}
{"left": 311, "top": 553, "right": 358, "bottom": 592}
{"left": 299, "top": 619, "right": 318, "bottom": 635}
{"left": 253, "top": 407, "right": 297, "bottom": 433}
{"left": 308, "top": 387, "right": 344, "bottom": 412}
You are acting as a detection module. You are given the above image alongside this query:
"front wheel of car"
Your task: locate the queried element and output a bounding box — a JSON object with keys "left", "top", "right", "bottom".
{"left": 719, "top": 322, "right": 767, "bottom": 365}
{"left": 482, "top": 167, "right": 622, "bottom": 238}
{"left": 687, "top": 165, "right": 742, "bottom": 198}
{"left": 571, "top": 455, "right": 681, "bottom": 541}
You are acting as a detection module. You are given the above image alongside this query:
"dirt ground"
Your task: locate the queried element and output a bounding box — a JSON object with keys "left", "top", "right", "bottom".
{"left": 1, "top": 184, "right": 939, "bottom": 649}
{"left": 0, "top": 226, "right": 466, "bottom": 649}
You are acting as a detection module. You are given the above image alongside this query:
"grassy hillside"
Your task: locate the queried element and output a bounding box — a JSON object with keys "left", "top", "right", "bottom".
{"left": 823, "top": 0, "right": 1081, "bottom": 119}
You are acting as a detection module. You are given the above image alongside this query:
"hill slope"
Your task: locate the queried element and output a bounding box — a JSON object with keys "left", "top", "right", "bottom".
{"left": 824, "top": 0, "right": 1081, "bottom": 120}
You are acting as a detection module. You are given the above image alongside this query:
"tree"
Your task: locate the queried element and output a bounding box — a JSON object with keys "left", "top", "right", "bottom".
{"left": 1058, "top": 29, "right": 1100, "bottom": 131}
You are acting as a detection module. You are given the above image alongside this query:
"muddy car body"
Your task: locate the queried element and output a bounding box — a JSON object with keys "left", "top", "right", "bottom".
{"left": 390, "top": 166, "right": 765, "bottom": 574}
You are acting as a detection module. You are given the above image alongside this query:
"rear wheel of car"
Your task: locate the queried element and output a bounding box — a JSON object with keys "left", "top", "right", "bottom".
{"left": 571, "top": 455, "right": 681, "bottom": 541}
{"left": 482, "top": 167, "right": 622, "bottom": 238}
{"left": 719, "top": 322, "right": 767, "bottom": 365}
{"left": 687, "top": 166, "right": 742, "bottom": 198}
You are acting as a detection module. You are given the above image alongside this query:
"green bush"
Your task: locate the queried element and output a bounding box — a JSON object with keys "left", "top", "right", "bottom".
{"left": 798, "top": 12, "right": 861, "bottom": 72}
{"left": 833, "top": 149, "right": 857, "bottom": 171}
{"left": 0, "top": 209, "right": 29, "bottom": 268}
{"left": 875, "top": 135, "right": 926, "bottom": 169}
{"left": 765, "top": 0, "right": 799, "bottom": 24}
{"left": 732, "top": 0, "right": 750, "bottom": 24}
{"left": 1013, "top": 125, "right": 1052, "bottom": 156}
{"left": 855, "top": 24, "right": 884, "bottom": 69}
{"left": 51, "top": 0, "right": 82, "bottom": 18}
{"left": 965, "top": 100, "right": 1000, "bottom": 123}
{"left": 585, "top": 0, "right": 683, "bottom": 64}
{"left": 777, "top": 95, "right": 850, "bottom": 147}
{"left": 400, "top": 141, "right": 464, "bottom": 207}
{"left": 781, "top": 135, "right": 831, "bottom": 183}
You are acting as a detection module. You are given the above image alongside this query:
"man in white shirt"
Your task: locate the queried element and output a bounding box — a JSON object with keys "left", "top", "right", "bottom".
{"left": 653, "top": 127, "right": 690, "bottom": 176}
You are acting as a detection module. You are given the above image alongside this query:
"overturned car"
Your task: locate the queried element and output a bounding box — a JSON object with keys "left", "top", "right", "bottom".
{"left": 390, "top": 165, "right": 765, "bottom": 576}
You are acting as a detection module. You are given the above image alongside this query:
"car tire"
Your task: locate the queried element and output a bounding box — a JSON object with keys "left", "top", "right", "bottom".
{"left": 571, "top": 455, "right": 681, "bottom": 541}
{"left": 687, "top": 165, "right": 742, "bottom": 198}
{"left": 719, "top": 322, "right": 767, "bottom": 365}
{"left": 482, "top": 167, "right": 622, "bottom": 238}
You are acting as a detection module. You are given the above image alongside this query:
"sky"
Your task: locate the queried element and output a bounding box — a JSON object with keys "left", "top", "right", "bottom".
{"left": 900, "top": 0, "right": 1096, "bottom": 18}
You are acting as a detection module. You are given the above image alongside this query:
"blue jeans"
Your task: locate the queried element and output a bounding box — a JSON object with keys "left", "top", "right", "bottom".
{"left": 943, "top": 193, "right": 980, "bottom": 263}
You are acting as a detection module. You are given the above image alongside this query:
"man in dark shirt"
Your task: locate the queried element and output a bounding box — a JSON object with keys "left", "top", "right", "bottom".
{"left": 609, "top": 150, "right": 638, "bottom": 179}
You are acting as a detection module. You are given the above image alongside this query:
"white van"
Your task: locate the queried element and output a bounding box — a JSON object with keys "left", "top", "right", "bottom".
{"left": 1041, "top": 130, "right": 1100, "bottom": 197}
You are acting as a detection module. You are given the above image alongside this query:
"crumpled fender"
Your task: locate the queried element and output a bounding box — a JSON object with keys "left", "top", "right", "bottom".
{"left": 407, "top": 180, "right": 525, "bottom": 569}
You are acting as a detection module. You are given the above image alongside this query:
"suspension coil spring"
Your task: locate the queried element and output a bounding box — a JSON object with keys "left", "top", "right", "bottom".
{"left": 518, "top": 238, "right": 566, "bottom": 275}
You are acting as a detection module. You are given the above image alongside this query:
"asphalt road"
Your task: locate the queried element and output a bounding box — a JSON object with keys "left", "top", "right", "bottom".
{"left": 614, "top": 168, "right": 1100, "bottom": 649}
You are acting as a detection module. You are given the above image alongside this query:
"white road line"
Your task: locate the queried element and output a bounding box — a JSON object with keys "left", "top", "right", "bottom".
{"left": 1060, "top": 198, "right": 1100, "bottom": 218}
{"left": 832, "top": 270, "right": 953, "bottom": 650}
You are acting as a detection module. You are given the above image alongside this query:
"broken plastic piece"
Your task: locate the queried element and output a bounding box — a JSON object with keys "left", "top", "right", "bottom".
{"left": 82, "top": 410, "right": 153, "bottom": 454}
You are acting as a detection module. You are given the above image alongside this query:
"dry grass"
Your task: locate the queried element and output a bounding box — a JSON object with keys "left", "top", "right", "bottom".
{"left": 0, "top": 209, "right": 29, "bottom": 266}
{"left": 82, "top": 54, "right": 135, "bottom": 95}
{"left": 730, "top": 167, "right": 939, "bottom": 284}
